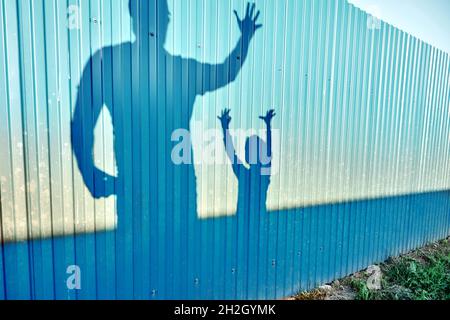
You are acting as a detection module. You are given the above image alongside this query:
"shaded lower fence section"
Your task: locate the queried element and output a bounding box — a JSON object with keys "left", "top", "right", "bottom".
{"left": 1, "top": 190, "right": 449, "bottom": 300}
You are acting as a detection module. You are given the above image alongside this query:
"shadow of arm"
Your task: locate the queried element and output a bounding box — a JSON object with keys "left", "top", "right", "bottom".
{"left": 194, "top": 3, "right": 262, "bottom": 95}
{"left": 71, "top": 55, "right": 116, "bottom": 199}
{"left": 222, "top": 127, "right": 245, "bottom": 178}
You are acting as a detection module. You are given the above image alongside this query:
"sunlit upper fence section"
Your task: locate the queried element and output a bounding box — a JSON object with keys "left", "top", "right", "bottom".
{"left": 0, "top": 0, "right": 449, "bottom": 243}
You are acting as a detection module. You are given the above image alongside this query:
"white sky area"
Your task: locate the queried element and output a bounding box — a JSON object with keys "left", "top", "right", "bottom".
{"left": 348, "top": 0, "right": 450, "bottom": 55}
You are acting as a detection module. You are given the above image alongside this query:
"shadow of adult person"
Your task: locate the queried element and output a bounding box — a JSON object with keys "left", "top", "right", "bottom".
{"left": 71, "top": 0, "right": 262, "bottom": 299}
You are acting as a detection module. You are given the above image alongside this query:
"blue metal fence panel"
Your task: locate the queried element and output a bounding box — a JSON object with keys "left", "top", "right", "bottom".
{"left": 1, "top": 0, "right": 450, "bottom": 299}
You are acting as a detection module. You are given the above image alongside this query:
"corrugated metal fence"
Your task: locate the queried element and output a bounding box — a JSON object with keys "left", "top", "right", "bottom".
{"left": 0, "top": 0, "right": 449, "bottom": 299}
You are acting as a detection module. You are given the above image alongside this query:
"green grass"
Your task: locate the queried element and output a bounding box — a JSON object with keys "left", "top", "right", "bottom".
{"left": 350, "top": 239, "right": 450, "bottom": 300}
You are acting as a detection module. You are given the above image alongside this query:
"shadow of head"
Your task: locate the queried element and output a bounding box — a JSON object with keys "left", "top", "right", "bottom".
{"left": 129, "top": 0, "right": 170, "bottom": 45}
{"left": 245, "top": 135, "right": 270, "bottom": 168}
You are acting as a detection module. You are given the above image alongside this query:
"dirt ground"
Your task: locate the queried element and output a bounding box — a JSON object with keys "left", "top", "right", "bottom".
{"left": 290, "top": 237, "right": 450, "bottom": 300}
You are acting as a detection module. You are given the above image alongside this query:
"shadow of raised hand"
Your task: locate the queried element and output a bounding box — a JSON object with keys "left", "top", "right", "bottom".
{"left": 234, "top": 2, "right": 263, "bottom": 40}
